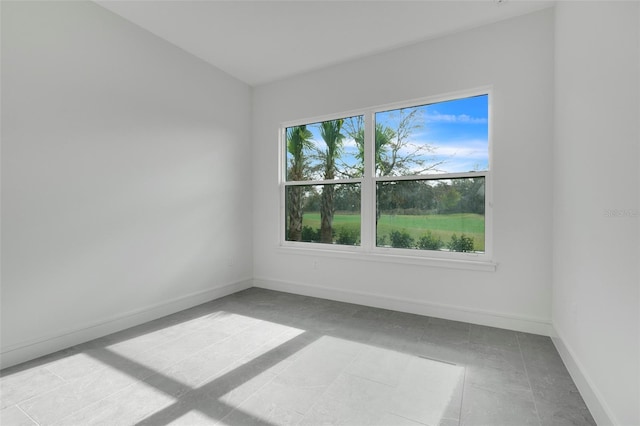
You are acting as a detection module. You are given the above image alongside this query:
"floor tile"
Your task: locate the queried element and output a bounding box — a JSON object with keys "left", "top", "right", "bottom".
{"left": 0, "top": 367, "right": 66, "bottom": 409}
{"left": 416, "top": 318, "right": 469, "bottom": 365}
{"left": 157, "top": 320, "right": 299, "bottom": 390}
{"left": 221, "top": 379, "right": 313, "bottom": 425}
{"left": 460, "top": 383, "right": 540, "bottom": 426}
{"left": 385, "top": 310, "right": 430, "bottom": 332}
{"left": 534, "top": 399, "right": 596, "bottom": 426}
{"left": 183, "top": 368, "right": 277, "bottom": 424}
{"left": 274, "top": 336, "right": 365, "bottom": 388}
{"left": 219, "top": 409, "right": 301, "bottom": 426}
{"left": 428, "top": 317, "right": 470, "bottom": 333}
{"left": 529, "top": 374, "right": 596, "bottom": 426}
{"left": 46, "top": 346, "right": 173, "bottom": 382}
{"left": 136, "top": 397, "right": 227, "bottom": 426}
{"left": 377, "top": 412, "right": 430, "bottom": 426}
{"left": 164, "top": 410, "right": 218, "bottom": 425}
{"left": 469, "top": 324, "right": 519, "bottom": 350}
{"left": 369, "top": 327, "right": 423, "bottom": 354}
{"left": 1, "top": 288, "right": 595, "bottom": 426}
{"left": 389, "top": 356, "right": 465, "bottom": 425}
{"left": 0, "top": 347, "right": 79, "bottom": 377}
{"left": 299, "top": 373, "right": 393, "bottom": 426}
{"left": 465, "top": 364, "right": 531, "bottom": 398}
{"left": 148, "top": 346, "right": 237, "bottom": 392}
{"left": 137, "top": 358, "right": 278, "bottom": 425}
{"left": 467, "top": 341, "right": 525, "bottom": 373}
{"left": 53, "top": 380, "right": 177, "bottom": 425}
{"left": 1, "top": 405, "right": 37, "bottom": 425}
{"left": 197, "top": 311, "right": 265, "bottom": 336}
{"left": 149, "top": 327, "right": 231, "bottom": 364}
{"left": 343, "top": 345, "right": 412, "bottom": 387}
{"left": 18, "top": 366, "right": 138, "bottom": 425}
{"left": 93, "top": 347, "right": 177, "bottom": 379}
{"left": 415, "top": 339, "right": 469, "bottom": 365}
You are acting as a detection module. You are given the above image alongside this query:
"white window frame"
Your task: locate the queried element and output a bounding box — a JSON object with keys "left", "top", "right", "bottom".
{"left": 278, "top": 87, "right": 495, "bottom": 271}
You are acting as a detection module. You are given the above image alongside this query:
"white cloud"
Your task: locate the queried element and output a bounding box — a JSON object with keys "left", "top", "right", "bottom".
{"left": 428, "top": 139, "right": 488, "bottom": 158}
{"left": 394, "top": 139, "right": 487, "bottom": 159}
{"left": 341, "top": 137, "right": 358, "bottom": 149}
{"left": 426, "top": 112, "right": 487, "bottom": 124}
{"left": 387, "top": 138, "right": 488, "bottom": 174}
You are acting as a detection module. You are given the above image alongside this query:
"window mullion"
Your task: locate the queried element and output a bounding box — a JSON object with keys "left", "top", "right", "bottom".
{"left": 361, "top": 111, "right": 376, "bottom": 251}
{"left": 284, "top": 178, "right": 363, "bottom": 186}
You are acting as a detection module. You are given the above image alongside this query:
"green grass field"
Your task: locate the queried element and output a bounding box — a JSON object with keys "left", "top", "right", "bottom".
{"left": 301, "top": 212, "right": 485, "bottom": 251}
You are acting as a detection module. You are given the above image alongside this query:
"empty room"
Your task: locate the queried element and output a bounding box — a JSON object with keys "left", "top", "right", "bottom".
{"left": 1, "top": 1, "right": 638, "bottom": 425}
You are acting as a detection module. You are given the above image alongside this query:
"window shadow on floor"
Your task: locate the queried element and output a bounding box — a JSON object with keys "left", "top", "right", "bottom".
{"left": 3, "top": 288, "right": 472, "bottom": 425}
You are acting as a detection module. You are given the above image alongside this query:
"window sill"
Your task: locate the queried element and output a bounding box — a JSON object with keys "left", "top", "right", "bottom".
{"left": 275, "top": 245, "right": 497, "bottom": 272}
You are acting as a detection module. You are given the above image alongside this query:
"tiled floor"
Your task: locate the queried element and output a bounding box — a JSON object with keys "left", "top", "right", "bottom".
{"left": 1, "top": 288, "right": 595, "bottom": 426}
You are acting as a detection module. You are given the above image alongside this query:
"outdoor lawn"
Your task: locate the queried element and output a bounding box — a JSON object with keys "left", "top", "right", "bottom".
{"left": 300, "top": 212, "right": 485, "bottom": 252}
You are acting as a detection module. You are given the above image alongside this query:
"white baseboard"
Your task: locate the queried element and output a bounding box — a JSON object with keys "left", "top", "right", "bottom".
{"left": 551, "top": 326, "right": 617, "bottom": 426}
{"left": 0, "top": 279, "right": 252, "bottom": 370}
{"left": 252, "top": 277, "right": 553, "bottom": 336}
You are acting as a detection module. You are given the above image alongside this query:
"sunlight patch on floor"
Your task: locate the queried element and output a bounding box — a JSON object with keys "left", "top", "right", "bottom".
{"left": 224, "top": 335, "right": 465, "bottom": 426}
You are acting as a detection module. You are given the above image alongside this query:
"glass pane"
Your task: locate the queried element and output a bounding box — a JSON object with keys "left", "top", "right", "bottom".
{"left": 285, "top": 183, "right": 361, "bottom": 246}
{"left": 285, "top": 115, "right": 365, "bottom": 181}
{"left": 374, "top": 95, "right": 488, "bottom": 177}
{"left": 376, "top": 178, "right": 485, "bottom": 252}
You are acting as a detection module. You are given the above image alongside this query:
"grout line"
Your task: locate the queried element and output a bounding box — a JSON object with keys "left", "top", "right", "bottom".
{"left": 197, "top": 325, "right": 304, "bottom": 397}
{"left": 515, "top": 333, "right": 542, "bottom": 426}
{"left": 417, "top": 354, "right": 458, "bottom": 366}
{"left": 17, "top": 404, "right": 41, "bottom": 426}
{"left": 454, "top": 324, "right": 472, "bottom": 426}
{"left": 388, "top": 412, "right": 432, "bottom": 425}
{"left": 127, "top": 314, "right": 261, "bottom": 385}
{"left": 103, "top": 308, "right": 240, "bottom": 364}
{"left": 214, "top": 327, "right": 318, "bottom": 425}
{"left": 50, "top": 380, "right": 141, "bottom": 426}
{"left": 10, "top": 369, "right": 69, "bottom": 413}
{"left": 32, "top": 367, "right": 147, "bottom": 426}
{"left": 457, "top": 362, "right": 467, "bottom": 426}
{"left": 198, "top": 326, "right": 296, "bottom": 388}
{"left": 292, "top": 338, "right": 369, "bottom": 421}
{"left": 215, "top": 368, "right": 279, "bottom": 425}
{"left": 42, "top": 366, "right": 67, "bottom": 383}
{"left": 342, "top": 370, "right": 396, "bottom": 389}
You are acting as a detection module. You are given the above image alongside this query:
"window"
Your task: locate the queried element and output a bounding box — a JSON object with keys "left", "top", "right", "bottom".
{"left": 284, "top": 116, "right": 364, "bottom": 245}
{"left": 281, "top": 91, "right": 491, "bottom": 263}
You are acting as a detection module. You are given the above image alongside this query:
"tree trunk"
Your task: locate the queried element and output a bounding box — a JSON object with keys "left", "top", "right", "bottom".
{"left": 288, "top": 186, "right": 303, "bottom": 241}
{"left": 320, "top": 185, "right": 334, "bottom": 243}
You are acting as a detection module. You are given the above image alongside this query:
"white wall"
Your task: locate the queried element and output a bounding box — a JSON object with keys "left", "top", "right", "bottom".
{"left": 1, "top": 1, "right": 253, "bottom": 368}
{"left": 553, "top": 2, "right": 640, "bottom": 425}
{"left": 252, "top": 9, "right": 555, "bottom": 334}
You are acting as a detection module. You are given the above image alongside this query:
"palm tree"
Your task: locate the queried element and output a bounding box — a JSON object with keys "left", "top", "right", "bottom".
{"left": 286, "top": 125, "right": 313, "bottom": 241}
{"left": 374, "top": 124, "right": 396, "bottom": 176}
{"left": 343, "top": 118, "right": 395, "bottom": 226}
{"left": 343, "top": 117, "right": 395, "bottom": 177}
{"left": 319, "top": 119, "right": 344, "bottom": 243}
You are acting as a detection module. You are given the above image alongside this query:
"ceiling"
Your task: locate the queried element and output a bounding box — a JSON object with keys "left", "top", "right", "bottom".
{"left": 96, "top": 0, "right": 555, "bottom": 86}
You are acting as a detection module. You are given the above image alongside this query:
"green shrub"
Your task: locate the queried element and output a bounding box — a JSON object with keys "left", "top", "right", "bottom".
{"left": 376, "top": 234, "right": 388, "bottom": 247}
{"left": 390, "top": 230, "right": 414, "bottom": 248}
{"left": 448, "top": 233, "right": 475, "bottom": 252}
{"left": 301, "top": 226, "right": 321, "bottom": 242}
{"left": 417, "top": 231, "right": 443, "bottom": 250}
{"left": 335, "top": 226, "right": 359, "bottom": 245}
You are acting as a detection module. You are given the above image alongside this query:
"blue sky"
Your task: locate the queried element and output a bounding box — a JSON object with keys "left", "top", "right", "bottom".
{"left": 288, "top": 94, "right": 488, "bottom": 179}
{"left": 375, "top": 94, "right": 489, "bottom": 175}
